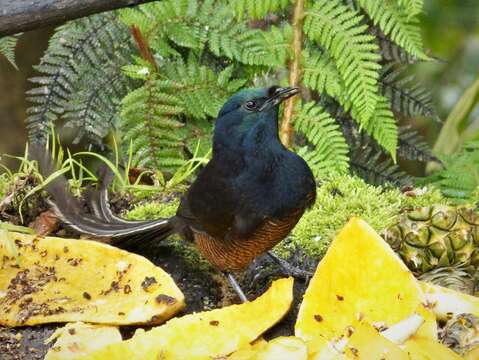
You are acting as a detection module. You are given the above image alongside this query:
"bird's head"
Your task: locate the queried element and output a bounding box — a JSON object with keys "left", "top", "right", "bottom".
{"left": 213, "top": 86, "right": 299, "bottom": 151}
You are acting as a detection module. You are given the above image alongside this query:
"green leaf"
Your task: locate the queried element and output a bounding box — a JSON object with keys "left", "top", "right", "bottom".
{"left": 302, "top": 50, "right": 343, "bottom": 99}
{"left": 355, "top": 0, "right": 428, "bottom": 60}
{"left": 304, "top": 0, "right": 381, "bottom": 123}
{"left": 397, "top": 0, "right": 423, "bottom": 18}
{"left": 358, "top": 96, "right": 398, "bottom": 161}
{"left": 232, "top": 0, "right": 291, "bottom": 19}
{"left": 294, "top": 102, "right": 349, "bottom": 177}
{"left": 431, "top": 75, "right": 479, "bottom": 157}
{"left": 0, "top": 36, "right": 19, "bottom": 69}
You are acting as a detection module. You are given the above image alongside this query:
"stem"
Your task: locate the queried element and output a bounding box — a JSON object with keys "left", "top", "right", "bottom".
{"left": 130, "top": 26, "right": 161, "bottom": 171}
{"left": 130, "top": 25, "right": 158, "bottom": 73}
{"left": 280, "top": 0, "right": 304, "bottom": 147}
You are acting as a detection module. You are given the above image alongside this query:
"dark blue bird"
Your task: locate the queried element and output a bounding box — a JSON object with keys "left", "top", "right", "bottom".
{"left": 34, "top": 86, "right": 316, "bottom": 298}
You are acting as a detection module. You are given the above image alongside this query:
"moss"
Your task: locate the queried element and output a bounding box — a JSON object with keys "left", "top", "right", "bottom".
{"left": 165, "top": 238, "right": 212, "bottom": 272}
{"left": 125, "top": 198, "right": 180, "bottom": 220}
{"left": 276, "top": 175, "right": 447, "bottom": 259}
{"left": 0, "top": 173, "right": 10, "bottom": 200}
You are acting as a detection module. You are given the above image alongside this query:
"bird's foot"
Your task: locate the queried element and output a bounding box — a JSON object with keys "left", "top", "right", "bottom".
{"left": 267, "top": 251, "right": 313, "bottom": 282}
{"left": 224, "top": 272, "right": 248, "bottom": 303}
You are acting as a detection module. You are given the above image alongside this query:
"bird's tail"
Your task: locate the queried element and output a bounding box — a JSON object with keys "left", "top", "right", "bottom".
{"left": 30, "top": 144, "right": 175, "bottom": 247}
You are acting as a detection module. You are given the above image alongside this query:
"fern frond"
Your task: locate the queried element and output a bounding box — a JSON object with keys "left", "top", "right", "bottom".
{"left": 121, "top": 58, "right": 246, "bottom": 170}
{"left": 120, "top": 79, "right": 185, "bottom": 170}
{"left": 0, "top": 35, "right": 19, "bottom": 69}
{"left": 418, "top": 141, "right": 479, "bottom": 201}
{"left": 380, "top": 64, "right": 438, "bottom": 120}
{"left": 355, "top": 0, "right": 428, "bottom": 60}
{"left": 160, "top": 59, "right": 246, "bottom": 119}
{"left": 397, "top": 125, "right": 438, "bottom": 163}
{"left": 294, "top": 102, "right": 349, "bottom": 177}
{"left": 207, "top": 12, "right": 287, "bottom": 66}
{"left": 397, "top": 0, "right": 423, "bottom": 18}
{"left": 232, "top": 0, "right": 291, "bottom": 19}
{"left": 340, "top": 115, "right": 435, "bottom": 164}
{"left": 370, "top": 27, "right": 418, "bottom": 64}
{"left": 353, "top": 96, "right": 398, "bottom": 159}
{"left": 26, "top": 13, "right": 135, "bottom": 144}
{"left": 302, "top": 50, "right": 344, "bottom": 99}
{"left": 350, "top": 145, "right": 411, "bottom": 187}
{"left": 120, "top": 0, "right": 203, "bottom": 53}
{"left": 304, "top": 0, "right": 381, "bottom": 123}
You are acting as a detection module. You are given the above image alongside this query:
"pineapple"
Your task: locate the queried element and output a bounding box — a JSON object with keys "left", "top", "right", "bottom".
{"left": 419, "top": 266, "right": 475, "bottom": 295}
{"left": 383, "top": 204, "right": 479, "bottom": 292}
{"left": 440, "top": 313, "right": 479, "bottom": 356}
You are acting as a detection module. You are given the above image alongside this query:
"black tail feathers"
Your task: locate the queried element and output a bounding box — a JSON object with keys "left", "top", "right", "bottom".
{"left": 29, "top": 144, "right": 176, "bottom": 247}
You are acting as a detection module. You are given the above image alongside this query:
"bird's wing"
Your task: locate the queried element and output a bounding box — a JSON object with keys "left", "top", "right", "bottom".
{"left": 178, "top": 157, "right": 241, "bottom": 239}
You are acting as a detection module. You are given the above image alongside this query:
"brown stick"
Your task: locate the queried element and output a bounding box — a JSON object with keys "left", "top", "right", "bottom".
{"left": 130, "top": 25, "right": 158, "bottom": 73}
{"left": 0, "top": 0, "right": 157, "bottom": 37}
{"left": 279, "top": 0, "right": 304, "bottom": 148}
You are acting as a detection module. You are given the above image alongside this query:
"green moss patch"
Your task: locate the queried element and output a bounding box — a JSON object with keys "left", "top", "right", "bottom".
{"left": 277, "top": 175, "right": 447, "bottom": 259}
{"left": 125, "top": 198, "right": 180, "bottom": 220}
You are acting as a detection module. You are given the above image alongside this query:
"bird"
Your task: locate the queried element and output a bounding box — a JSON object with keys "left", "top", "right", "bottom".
{"left": 32, "top": 86, "right": 317, "bottom": 301}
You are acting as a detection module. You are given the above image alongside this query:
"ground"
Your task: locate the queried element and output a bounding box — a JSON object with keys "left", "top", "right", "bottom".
{"left": 0, "top": 174, "right": 446, "bottom": 358}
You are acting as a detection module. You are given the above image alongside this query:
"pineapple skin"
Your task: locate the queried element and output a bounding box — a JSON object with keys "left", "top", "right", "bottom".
{"left": 383, "top": 205, "right": 479, "bottom": 292}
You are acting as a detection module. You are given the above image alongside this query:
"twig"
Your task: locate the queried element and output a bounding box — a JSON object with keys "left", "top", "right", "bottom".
{"left": 280, "top": 0, "right": 304, "bottom": 147}
{"left": 130, "top": 25, "right": 158, "bottom": 72}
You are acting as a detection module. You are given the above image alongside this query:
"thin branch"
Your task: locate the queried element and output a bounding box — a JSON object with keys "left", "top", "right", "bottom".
{"left": 0, "top": 0, "right": 157, "bottom": 37}
{"left": 280, "top": 0, "right": 304, "bottom": 147}
{"left": 130, "top": 25, "right": 158, "bottom": 72}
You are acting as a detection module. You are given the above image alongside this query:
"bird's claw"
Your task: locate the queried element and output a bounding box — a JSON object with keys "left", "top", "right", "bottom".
{"left": 267, "top": 251, "right": 313, "bottom": 281}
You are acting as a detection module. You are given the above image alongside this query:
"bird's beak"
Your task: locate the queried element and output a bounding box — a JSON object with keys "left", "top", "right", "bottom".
{"left": 259, "top": 86, "right": 300, "bottom": 111}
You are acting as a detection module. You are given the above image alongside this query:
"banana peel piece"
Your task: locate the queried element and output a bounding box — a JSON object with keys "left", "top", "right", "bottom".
{"left": 44, "top": 322, "right": 122, "bottom": 360}
{"left": 295, "top": 218, "right": 425, "bottom": 347}
{"left": 78, "top": 277, "right": 294, "bottom": 360}
{"left": 0, "top": 231, "right": 184, "bottom": 326}
{"left": 420, "top": 281, "right": 479, "bottom": 320}
{"left": 229, "top": 336, "right": 308, "bottom": 360}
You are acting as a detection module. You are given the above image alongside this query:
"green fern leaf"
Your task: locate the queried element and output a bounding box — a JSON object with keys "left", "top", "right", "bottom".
{"left": 232, "top": 0, "right": 291, "bottom": 19}
{"left": 120, "top": 57, "right": 247, "bottom": 171}
{"left": 302, "top": 50, "right": 343, "bottom": 99}
{"left": 120, "top": 79, "right": 185, "bottom": 170}
{"left": 352, "top": 96, "right": 398, "bottom": 160}
{"left": 0, "top": 35, "right": 19, "bottom": 69}
{"left": 304, "top": 0, "right": 381, "bottom": 123}
{"left": 356, "top": 0, "right": 428, "bottom": 60}
{"left": 418, "top": 141, "right": 479, "bottom": 202}
{"left": 294, "top": 102, "right": 349, "bottom": 177}
{"left": 397, "top": 0, "right": 423, "bottom": 18}
{"left": 370, "top": 27, "right": 418, "bottom": 64}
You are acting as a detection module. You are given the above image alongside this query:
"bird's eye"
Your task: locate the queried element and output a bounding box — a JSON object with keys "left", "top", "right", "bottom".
{"left": 244, "top": 100, "right": 257, "bottom": 110}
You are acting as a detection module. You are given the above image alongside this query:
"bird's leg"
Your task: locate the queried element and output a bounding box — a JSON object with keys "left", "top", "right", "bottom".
{"left": 225, "top": 272, "right": 248, "bottom": 303}
{"left": 267, "top": 251, "right": 313, "bottom": 281}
